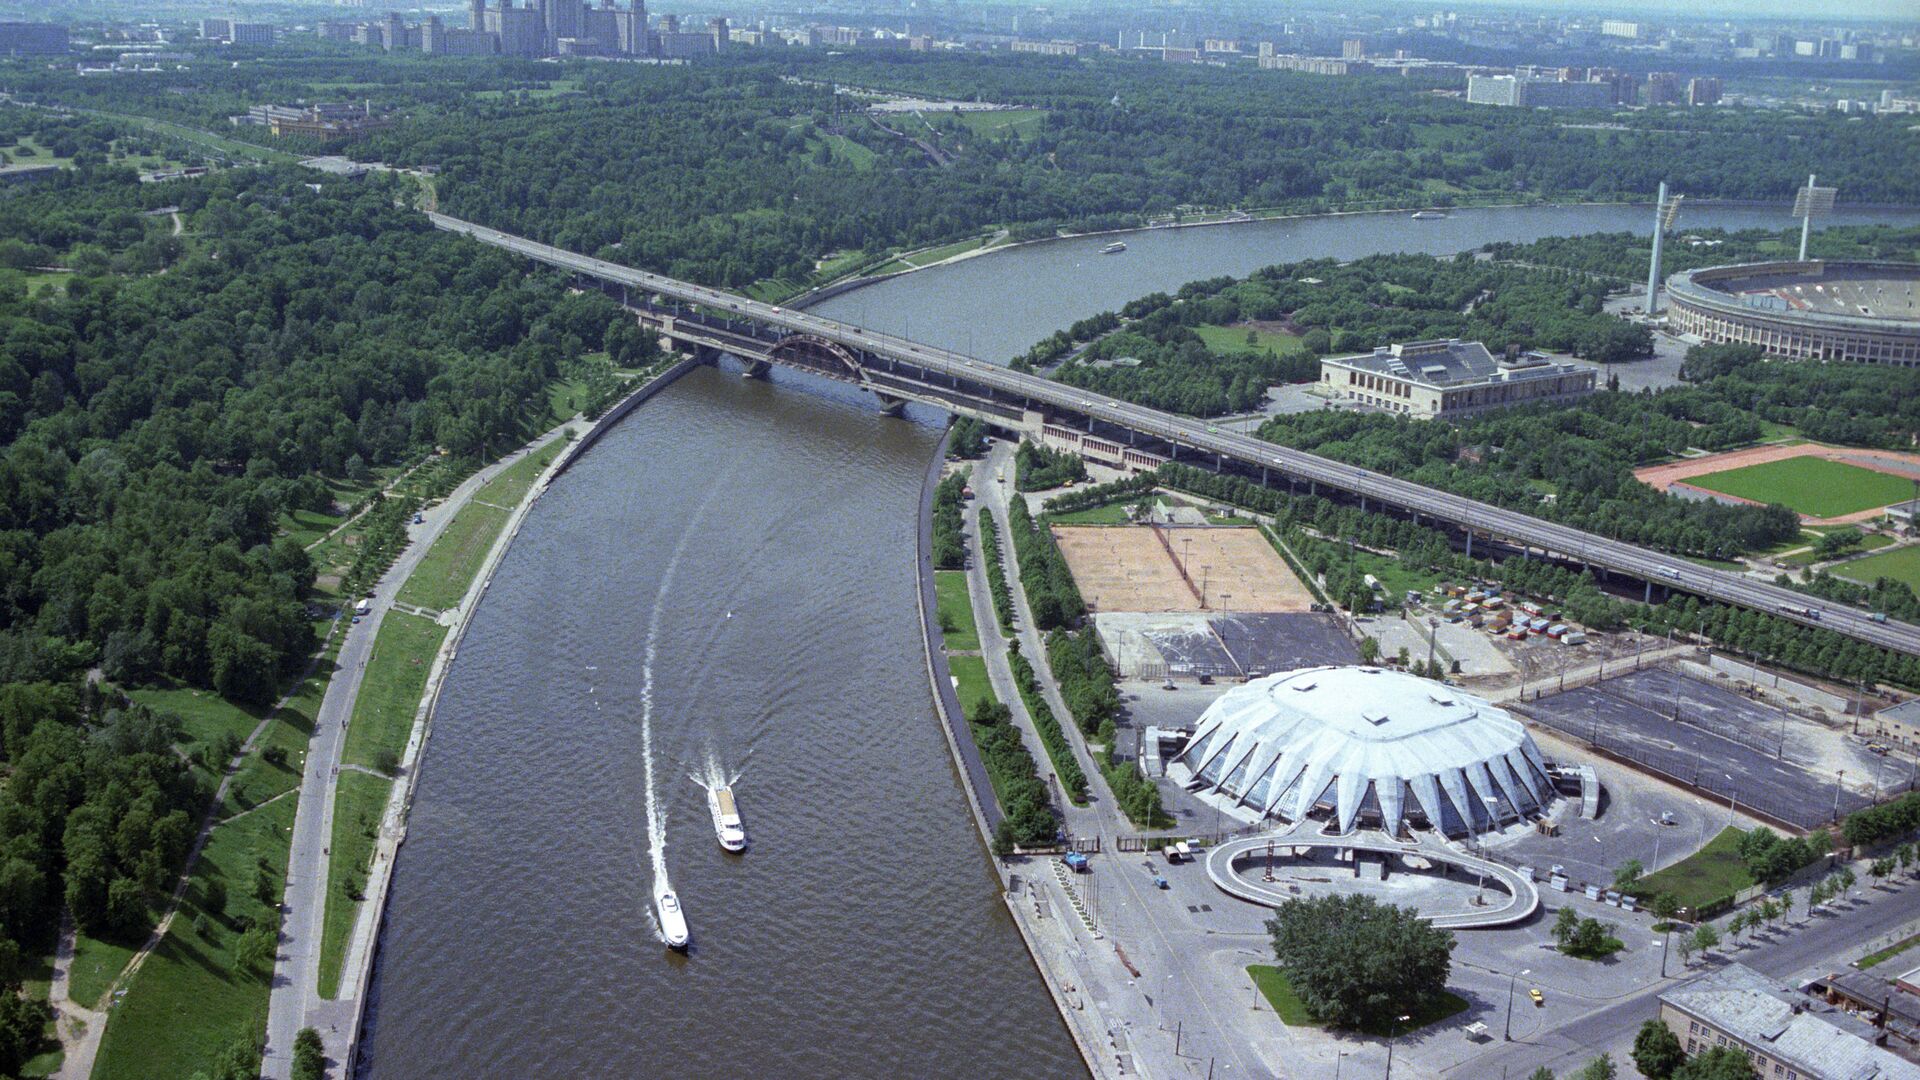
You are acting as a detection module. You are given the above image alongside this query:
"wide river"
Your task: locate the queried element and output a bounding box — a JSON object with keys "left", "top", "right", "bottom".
{"left": 360, "top": 202, "right": 1917, "bottom": 1078}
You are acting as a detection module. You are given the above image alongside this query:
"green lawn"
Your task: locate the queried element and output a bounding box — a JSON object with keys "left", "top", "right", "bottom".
{"left": 66, "top": 934, "right": 138, "bottom": 1012}
{"left": 340, "top": 611, "right": 448, "bottom": 772}
{"left": 278, "top": 507, "right": 344, "bottom": 549}
{"left": 1781, "top": 530, "right": 1896, "bottom": 567}
{"left": 1193, "top": 323, "right": 1306, "bottom": 356}
{"left": 1684, "top": 456, "right": 1916, "bottom": 519}
{"left": 128, "top": 685, "right": 267, "bottom": 766}
{"left": 817, "top": 132, "right": 875, "bottom": 170}
{"left": 395, "top": 502, "right": 509, "bottom": 612}
{"left": 1861, "top": 931, "right": 1920, "bottom": 969}
{"left": 474, "top": 440, "right": 558, "bottom": 508}
{"left": 934, "top": 571, "right": 981, "bottom": 652}
{"left": 1835, "top": 544, "right": 1920, "bottom": 593}
{"left": 92, "top": 796, "right": 297, "bottom": 1080}
{"left": 545, "top": 376, "right": 593, "bottom": 424}
{"left": 318, "top": 770, "right": 392, "bottom": 998}
{"left": 927, "top": 107, "right": 1048, "bottom": 139}
{"left": 1248, "top": 966, "right": 1468, "bottom": 1034}
{"left": 1046, "top": 504, "right": 1135, "bottom": 525}
{"left": 1628, "top": 827, "right": 1754, "bottom": 913}
{"left": 947, "top": 655, "right": 996, "bottom": 717}
{"left": 219, "top": 629, "right": 338, "bottom": 818}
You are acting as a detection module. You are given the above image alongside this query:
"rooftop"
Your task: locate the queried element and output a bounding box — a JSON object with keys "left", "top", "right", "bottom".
{"left": 1664, "top": 964, "right": 1920, "bottom": 1080}
{"left": 1323, "top": 339, "right": 1586, "bottom": 388}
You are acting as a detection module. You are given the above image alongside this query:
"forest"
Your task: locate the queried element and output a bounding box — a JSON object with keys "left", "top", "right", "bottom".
{"left": 9, "top": 49, "right": 1917, "bottom": 298}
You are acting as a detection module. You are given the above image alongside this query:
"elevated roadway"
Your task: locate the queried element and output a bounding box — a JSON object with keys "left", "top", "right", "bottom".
{"left": 429, "top": 212, "right": 1920, "bottom": 660}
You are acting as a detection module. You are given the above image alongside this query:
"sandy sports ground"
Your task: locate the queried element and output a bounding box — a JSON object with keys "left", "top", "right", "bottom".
{"left": 1633, "top": 442, "right": 1920, "bottom": 524}
{"left": 1051, "top": 524, "right": 1315, "bottom": 613}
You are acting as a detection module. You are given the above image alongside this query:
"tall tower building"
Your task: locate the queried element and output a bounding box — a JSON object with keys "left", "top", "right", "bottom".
{"left": 470, "top": 0, "right": 486, "bottom": 30}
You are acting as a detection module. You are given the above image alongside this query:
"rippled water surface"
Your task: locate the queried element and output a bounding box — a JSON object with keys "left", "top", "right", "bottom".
{"left": 358, "top": 365, "right": 1083, "bottom": 1079}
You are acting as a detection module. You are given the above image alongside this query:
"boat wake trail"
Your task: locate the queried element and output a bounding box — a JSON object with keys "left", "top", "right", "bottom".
{"left": 636, "top": 467, "right": 736, "bottom": 943}
{"left": 689, "top": 747, "right": 749, "bottom": 792}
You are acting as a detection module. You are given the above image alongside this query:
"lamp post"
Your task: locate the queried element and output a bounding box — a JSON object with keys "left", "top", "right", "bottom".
{"left": 1724, "top": 773, "right": 1738, "bottom": 827}
{"left": 1834, "top": 769, "right": 1847, "bottom": 822}
{"left": 1503, "top": 969, "right": 1531, "bottom": 1041}
{"left": 1386, "top": 1013, "right": 1412, "bottom": 1077}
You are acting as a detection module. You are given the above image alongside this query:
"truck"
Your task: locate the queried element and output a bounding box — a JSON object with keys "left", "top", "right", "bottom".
{"left": 354, "top": 598, "right": 372, "bottom": 617}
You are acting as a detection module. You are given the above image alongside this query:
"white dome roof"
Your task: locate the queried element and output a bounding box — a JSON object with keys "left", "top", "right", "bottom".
{"left": 1173, "top": 666, "right": 1552, "bottom": 836}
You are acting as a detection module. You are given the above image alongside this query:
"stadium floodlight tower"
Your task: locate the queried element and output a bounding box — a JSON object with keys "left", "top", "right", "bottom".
{"left": 1793, "top": 174, "right": 1838, "bottom": 262}
{"left": 1644, "top": 182, "right": 1685, "bottom": 315}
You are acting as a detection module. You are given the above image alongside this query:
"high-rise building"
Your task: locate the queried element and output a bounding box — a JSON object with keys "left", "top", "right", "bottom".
{"left": 1686, "top": 77, "right": 1722, "bottom": 106}
{"left": 709, "top": 17, "right": 728, "bottom": 51}
{"left": 1600, "top": 20, "right": 1639, "bottom": 39}
{"left": 1341, "top": 38, "right": 1365, "bottom": 59}
{"left": 200, "top": 18, "right": 233, "bottom": 40}
{"left": 231, "top": 22, "right": 275, "bottom": 46}
{"left": 1644, "top": 71, "right": 1684, "bottom": 106}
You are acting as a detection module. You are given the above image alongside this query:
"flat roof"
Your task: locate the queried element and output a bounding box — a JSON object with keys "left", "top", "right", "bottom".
{"left": 1663, "top": 964, "right": 1920, "bottom": 1080}
{"left": 1323, "top": 339, "right": 1593, "bottom": 390}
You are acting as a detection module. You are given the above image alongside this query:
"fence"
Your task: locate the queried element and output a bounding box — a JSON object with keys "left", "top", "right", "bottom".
{"left": 1595, "top": 683, "right": 1785, "bottom": 759}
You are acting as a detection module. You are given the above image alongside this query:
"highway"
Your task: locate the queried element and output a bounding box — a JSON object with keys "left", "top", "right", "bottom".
{"left": 429, "top": 212, "right": 1920, "bottom": 660}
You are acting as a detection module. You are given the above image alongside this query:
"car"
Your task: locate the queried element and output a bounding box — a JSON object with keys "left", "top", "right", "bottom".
{"left": 1529, "top": 988, "right": 1544, "bottom": 1007}
{"left": 351, "top": 616, "right": 362, "bottom": 624}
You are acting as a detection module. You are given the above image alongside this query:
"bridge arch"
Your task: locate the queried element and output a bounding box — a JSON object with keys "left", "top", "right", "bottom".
{"left": 767, "top": 333, "right": 869, "bottom": 386}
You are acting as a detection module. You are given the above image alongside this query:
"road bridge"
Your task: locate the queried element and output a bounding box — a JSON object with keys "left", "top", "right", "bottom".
{"left": 429, "top": 212, "right": 1920, "bottom": 660}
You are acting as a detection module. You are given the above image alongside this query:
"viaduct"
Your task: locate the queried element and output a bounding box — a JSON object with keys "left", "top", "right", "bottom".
{"left": 429, "top": 212, "right": 1920, "bottom": 662}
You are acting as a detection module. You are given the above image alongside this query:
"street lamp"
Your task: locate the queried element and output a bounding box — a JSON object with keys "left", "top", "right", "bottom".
{"left": 1724, "top": 773, "right": 1737, "bottom": 827}
{"left": 1834, "top": 769, "right": 1847, "bottom": 822}
{"left": 1504, "top": 969, "right": 1531, "bottom": 1041}
{"left": 1386, "top": 1013, "right": 1413, "bottom": 1077}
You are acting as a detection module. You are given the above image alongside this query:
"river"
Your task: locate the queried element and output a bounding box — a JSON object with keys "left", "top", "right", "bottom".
{"left": 355, "top": 365, "right": 1084, "bottom": 1078}
{"left": 360, "top": 200, "right": 1918, "bottom": 1078}
{"left": 811, "top": 202, "right": 1920, "bottom": 360}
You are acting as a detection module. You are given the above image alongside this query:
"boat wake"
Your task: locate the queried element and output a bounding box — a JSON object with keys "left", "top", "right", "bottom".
{"left": 689, "top": 747, "right": 748, "bottom": 793}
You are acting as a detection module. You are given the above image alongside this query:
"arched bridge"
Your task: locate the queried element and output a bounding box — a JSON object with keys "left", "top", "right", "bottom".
{"left": 428, "top": 211, "right": 1920, "bottom": 661}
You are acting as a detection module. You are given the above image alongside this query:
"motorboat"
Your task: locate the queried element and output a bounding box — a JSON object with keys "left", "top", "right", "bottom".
{"left": 1101, "top": 241, "right": 1127, "bottom": 254}
{"left": 656, "top": 889, "right": 690, "bottom": 950}
{"left": 709, "top": 784, "right": 747, "bottom": 852}
{"left": 1411, "top": 210, "right": 1449, "bottom": 220}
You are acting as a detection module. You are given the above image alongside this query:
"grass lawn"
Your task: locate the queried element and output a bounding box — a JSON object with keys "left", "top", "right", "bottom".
{"left": 318, "top": 770, "right": 392, "bottom": 999}
{"left": 1685, "top": 456, "right": 1916, "bottom": 518}
{"left": 1193, "top": 323, "right": 1306, "bottom": 356}
{"left": 474, "top": 440, "right": 559, "bottom": 508}
{"left": 1248, "top": 966, "right": 1468, "bottom": 1034}
{"left": 1835, "top": 544, "right": 1920, "bottom": 593}
{"left": 1862, "top": 931, "right": 1920, "bottom": 969}
{"left": 934, "top": 571, "right": 981, "bottom": 652}
{"left": 1629, "top": 826, "right": 1753, "bottom": 913}
{"left": 394, "top": 502, "right": 509, "bottom": 612}
{"left": 1782, "top": 530, "right": 1896, "bottom": 567}
{"left": 129, "top": 686, "right": 267, "bottom": 765}
{"left": 92, "top": 796, "right": 296, "bottom": 1080}
{"left": 928, "top": 107, "right": 1048, "bottom": 139}
{"left": 219, "top": 629, "right": 338, "bottom": 818}
{"left": 816, "top": 132, "right": 875, "bottom": 170}
{"left": 545, "top": 376, "right": 593, "bottom": 425}
{"left": 340, "top": 611, "right": 448, "bottom": 772}
{"left": 66, "top": 935, "right": 138, "bottom": 1012}
{"left": 946, "top": 654, "right": 996, "bottom": 717}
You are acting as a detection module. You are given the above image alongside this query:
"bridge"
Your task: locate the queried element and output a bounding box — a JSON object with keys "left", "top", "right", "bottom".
{"left": 430, "top": 212, "right": 1920, "bottom": 661}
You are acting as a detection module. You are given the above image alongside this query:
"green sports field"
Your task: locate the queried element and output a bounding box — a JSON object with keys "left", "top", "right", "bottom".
{"left": 1684, "top": 456, "right": 1916, "bottom": 519}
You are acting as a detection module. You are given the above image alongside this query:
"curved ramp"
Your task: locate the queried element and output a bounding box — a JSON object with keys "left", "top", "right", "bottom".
{"left": 1205, "top": 834, "right": 1540, "bottom": 930}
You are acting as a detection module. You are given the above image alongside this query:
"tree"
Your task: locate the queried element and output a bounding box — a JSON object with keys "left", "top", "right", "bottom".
{"left": 1613, "top": 859, "right": 1644, "bottom": 891}
{"left": 233, "top": 924, "right": 275, "bottom": 979}
{"left": 293, "top": 1027, "right": 325, "bottom": 1080}
{"left": 1564, "top": 916, "right": 1619, "bottom": 959}
{"left": 1575, "top": 1053, "right": 1617, "bottom": 1080}
{"left": 1677, "top": 931, "right": 1697, "bottom": 966}
{"left": 1872, "top": 857, "right": 1894, "bottom": 886}
{"left": 1691, "top": 923, "right": 1720, "bottom": 959}
{"left": 1631, "top": 1018, "right": 1685, "bottom": 1079}
{"left": 1672, "top": 1045, "right": 1758, "bottom": 1080}
{"left": 1358, "top": 636, "right": 1380, "bottom": 663}
{"left": 1265, "top": 894, "right": 1455, "bottom": 1029}
{"left": 1648, "top": 892, "right": 1680, "bottom": 926}
{"left": 1552, "top": 906, "right": 1581, "bottom": 949}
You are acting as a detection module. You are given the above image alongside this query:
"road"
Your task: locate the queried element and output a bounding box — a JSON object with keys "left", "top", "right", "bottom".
{"left": 261, "top": 436, "right": 557, "bottom": 1078}
{"left": 429, "top": 213, "right": 1920, "bottom": 660}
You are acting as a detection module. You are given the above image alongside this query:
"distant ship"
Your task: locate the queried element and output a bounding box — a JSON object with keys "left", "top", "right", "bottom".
{"left": 708, "top": 784, "right": 747, "bottom": 852}
{"left": 656, "top": 890, "right": 690, "bottom": 951}
{"left": 1411, "top": 210, "right": 1449, "bottom": 220}
{"left": 1101, "top": 241, "right": 1127, "bottom": 254}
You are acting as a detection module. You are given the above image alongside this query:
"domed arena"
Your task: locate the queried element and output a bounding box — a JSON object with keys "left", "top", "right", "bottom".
{"left": 1170, "top": 667, "right": 1555, "bottom": 837}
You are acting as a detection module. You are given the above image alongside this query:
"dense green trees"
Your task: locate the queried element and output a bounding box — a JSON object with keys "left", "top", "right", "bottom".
{"left": 1265, "top": 893, "right": 1455, "bottom": 1029}
{"left": 1006, "top": 496, "right": 1085, "bottom": 631}
{"left": 932, "top": 472, "right": 968, "bottom": 570}
{"left": 1632, "top": 1018, "right": 1686, "bottom": 1080}
{"left": 1013, "top": 441, "right": 1086, "bottom": 491}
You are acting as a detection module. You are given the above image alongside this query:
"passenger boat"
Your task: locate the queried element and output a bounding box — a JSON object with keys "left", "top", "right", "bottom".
{"left": 1411, "top": 210, "right": 1449, "bottom": 220}
{"left": 1101, "top": 241, "right": 1127, "bottom": 254}
{"left": 656, "top": 889, "right": 690, "bottom": 951}
{"left": 708, "top": 784, "right": 747, "bottom": 852}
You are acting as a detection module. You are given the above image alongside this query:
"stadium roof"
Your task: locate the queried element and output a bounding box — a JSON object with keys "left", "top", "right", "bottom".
{"left": 1171, "top": 666, "right": 1553, "bottom": 836}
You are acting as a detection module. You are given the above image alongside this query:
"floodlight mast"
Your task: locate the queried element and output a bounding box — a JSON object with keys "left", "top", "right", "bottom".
{"left": 1793, "top": 174, "right": 1838, "bottom": 261}
{"left": 1645, "top": 182, "right": 1683, "bottom": 315}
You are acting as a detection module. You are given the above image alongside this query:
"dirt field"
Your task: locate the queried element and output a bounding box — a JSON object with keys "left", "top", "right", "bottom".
{"left": 1051, "top": 525, "right": 1314, "bottom": 613}
{"left": 1634, "top": 442, "right": 1920, "bottom": 524}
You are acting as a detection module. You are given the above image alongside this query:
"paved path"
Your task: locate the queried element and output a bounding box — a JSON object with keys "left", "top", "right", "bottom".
{"left": 261, "top": 427, "right": 573, "bottom": 1078}
{"left": 49, "top": 914, "right": 103, "bottom": 1080}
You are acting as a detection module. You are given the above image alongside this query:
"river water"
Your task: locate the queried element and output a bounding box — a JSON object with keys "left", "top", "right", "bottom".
{"left": 356, "top": 365, "right": 1084, "bottom": 1078}
{"left": 812, "top": 202, "right": 1920, "bottom": 360}
{"left": 361, "top": 201, "right": 1918, "bottom": 1078}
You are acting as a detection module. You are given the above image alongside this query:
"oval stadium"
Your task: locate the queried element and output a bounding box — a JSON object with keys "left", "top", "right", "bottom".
{"left": 1168, "top": 666, "right": 1557, "bottom": 838}
{"left": 1665, "top": 260, "right": 1920, "bottom": 366}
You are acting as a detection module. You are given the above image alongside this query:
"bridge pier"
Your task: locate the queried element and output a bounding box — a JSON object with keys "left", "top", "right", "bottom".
{"left": 1645, "top": 580, "right": 1654, "bottom": 604}
{"left": 1465, "top": 531, "right": 1473, "bottom": 558}
{"left": 741, "top": 358, "right": 771, "bottom": 379}
{"left": 693, "top": 343, "right": 723, "bottom": 367}
{"left": 874, "top": 392, "right": 907, "bottom": 416}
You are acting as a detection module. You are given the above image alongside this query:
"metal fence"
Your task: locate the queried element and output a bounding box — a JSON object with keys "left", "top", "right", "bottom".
{"left": 1596, "top": 683, "right": 1785, "bottom": 759}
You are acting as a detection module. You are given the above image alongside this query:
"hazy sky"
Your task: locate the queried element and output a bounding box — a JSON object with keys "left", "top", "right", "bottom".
{"left": 1448, "top": 0, "right": 1916, "bottom": 21}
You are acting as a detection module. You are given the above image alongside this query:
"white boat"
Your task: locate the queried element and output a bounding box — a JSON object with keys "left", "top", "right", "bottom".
{"left": 708, "top": 785, "right": 747, "bottom": 852}
{"left": 1101, "top": 241, "right": 1127, "bottom": 254}
{"left": 1411, "top": 210, "right": 1449, "bottom": 220}
{"left": 656, "top": 890, "right": 690, "bottom": 950}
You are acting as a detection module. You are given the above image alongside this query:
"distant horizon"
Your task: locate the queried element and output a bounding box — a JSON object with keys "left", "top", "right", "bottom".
{"left": 1365, "top": 0, "right": 1916, "bottom": 24}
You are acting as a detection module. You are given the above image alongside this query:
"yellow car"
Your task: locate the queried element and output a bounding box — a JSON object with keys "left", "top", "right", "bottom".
{"left": 1529, "top": 988, "right": 1545, "bottom": 1007}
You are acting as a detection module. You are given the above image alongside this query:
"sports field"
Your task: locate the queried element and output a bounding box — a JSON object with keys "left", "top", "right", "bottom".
{"left": 1052, "top": 524, "right": 1314, "bottom": 613}
{"left": 1835, "top": 544, "right": 1920, "bottom": 593}
{"left": 1684, "top": 456, "right": 1915, "bottom": 519}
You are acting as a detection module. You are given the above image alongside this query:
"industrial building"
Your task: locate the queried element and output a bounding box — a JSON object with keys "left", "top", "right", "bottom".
{"left": 1319, "top": 339, "right": 1597, "bottom": 420}
{"left": 1660, "top": 964, "right": 1920, "bottom": 1080}
{"left": 1467, "top": 73, "right": 1611, "bottom": 108}
{"left": 1168, "top": 666, "right": 1557, "bottom": 837}
{"left": 1666, "top": 261, "right": 1920, "bottom": 366}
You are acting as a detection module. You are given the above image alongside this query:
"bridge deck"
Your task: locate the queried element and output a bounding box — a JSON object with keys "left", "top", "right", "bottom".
{"left": 429, "top": 212, "right": 1920, "bottom": 661}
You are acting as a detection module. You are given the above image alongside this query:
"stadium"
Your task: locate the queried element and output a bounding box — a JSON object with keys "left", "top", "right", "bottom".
{"left": 1665, "top": 260, "right": 1920, "bottom": 366}
{"left": 1168, "top": 666, "right": 1557, "bottom": 838}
